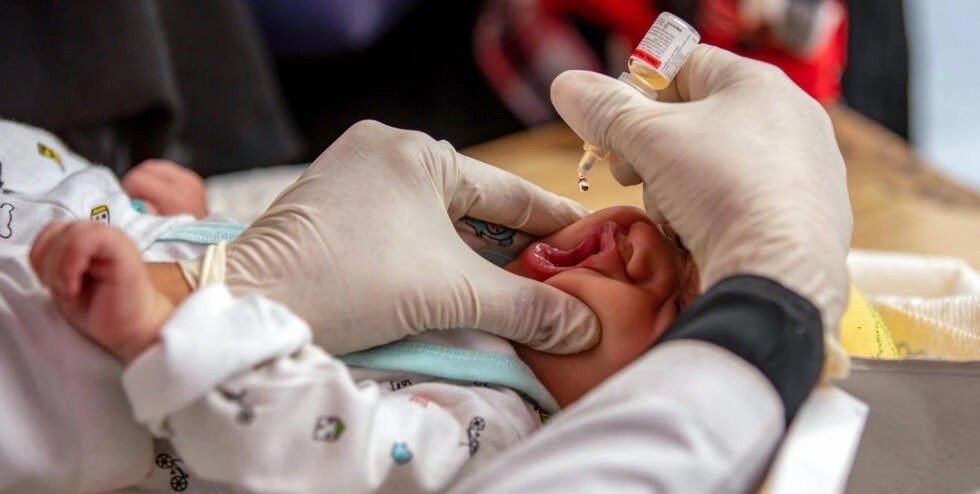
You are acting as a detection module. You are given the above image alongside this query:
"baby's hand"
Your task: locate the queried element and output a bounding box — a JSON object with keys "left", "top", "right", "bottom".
{"left": 122, "top": 159, "right": 209, "bottom": 218}
{"left": 29, "top": 222, "right": 174, "bottom": 364}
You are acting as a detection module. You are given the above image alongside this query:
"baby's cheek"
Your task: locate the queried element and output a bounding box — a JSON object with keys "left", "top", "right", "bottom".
{"left": 551, "top": 271, "right": 666, "bottom": 349}
{"left": 602, "top": 313, "right": 665, "bottom": 366}
{"left": 541, "top": 270, "right": 592, "bottom": 301}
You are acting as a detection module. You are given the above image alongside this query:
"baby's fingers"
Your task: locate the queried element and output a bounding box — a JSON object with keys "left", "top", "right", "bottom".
{"left": 55, "top": 224, "right": 102, "bottom": 297}
{"left": 29, "top": 222, "right": 71, "bottom": 289}
{"left": 31, "top": 222, "right": 104, "bottom": 298}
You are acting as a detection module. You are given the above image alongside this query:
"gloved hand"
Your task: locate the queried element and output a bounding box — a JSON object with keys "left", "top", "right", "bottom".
{"left": 550, "top": 45, "right": 853, "bottom": 378}
{"left": 180, "top": 120, "right": 599, "bottom": 355}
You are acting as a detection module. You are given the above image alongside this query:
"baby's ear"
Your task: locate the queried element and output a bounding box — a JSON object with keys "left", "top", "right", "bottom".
{"left": 680, "top": 270, "right": 703, "bottom": 312}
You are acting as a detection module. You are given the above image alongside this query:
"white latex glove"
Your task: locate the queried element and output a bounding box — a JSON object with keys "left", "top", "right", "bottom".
{"left": 180, "top": 120, "right": 598, "bottom": 355}
{"left": 550, "top": 45, "right": 853, "bottom": 378}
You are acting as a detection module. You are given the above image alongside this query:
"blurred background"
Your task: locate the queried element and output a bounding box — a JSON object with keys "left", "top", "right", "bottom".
{"left": 904, "top": 0, "right": 980, "bottom": 192}
{"left": 0, "top": 0, "right": 975, "bottom": 192}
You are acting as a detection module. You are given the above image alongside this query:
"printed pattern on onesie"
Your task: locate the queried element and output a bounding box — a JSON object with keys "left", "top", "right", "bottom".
{"left": 0, "top": 119, "right": 195, "bottom": 255}
{"left": 239, "top": 365, "right": 533, "bottom": 484}
{"left": 139, "top": 439, "right": 233, "bottom": 493}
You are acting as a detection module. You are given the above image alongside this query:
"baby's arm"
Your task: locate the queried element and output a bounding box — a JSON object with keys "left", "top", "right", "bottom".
{"left": 29, "top": 221, "right": 174, "bottom": 363}
{"left": 121, "top": 159, "right": 209, "bottom": 218}
{"left": 123, "top": 285, "right": 536, "bottom": 493}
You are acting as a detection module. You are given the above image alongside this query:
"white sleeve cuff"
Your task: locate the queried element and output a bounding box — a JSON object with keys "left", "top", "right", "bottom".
{"left": 122, "top": 284, "right": 311, "bottom": 434}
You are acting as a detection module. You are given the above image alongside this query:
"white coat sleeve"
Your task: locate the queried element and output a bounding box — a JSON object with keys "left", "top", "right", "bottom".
{"left": 449, "top": 275, "right": 825, "bottom": 494}
{"left": 448, "top": 340, "right": 784, "bottom": 494}
{"left": 122, "top": 284, "right": 537, "bottom": 494}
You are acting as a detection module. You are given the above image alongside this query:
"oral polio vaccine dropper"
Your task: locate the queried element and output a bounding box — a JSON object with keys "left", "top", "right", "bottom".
{"left": 576, "top": 12, "right": 700, "bottom": 192}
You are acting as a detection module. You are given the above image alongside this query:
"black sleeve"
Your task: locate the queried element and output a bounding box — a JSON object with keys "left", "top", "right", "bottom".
{"left": 658, "top": 275, "right": 824, "bottom": 425}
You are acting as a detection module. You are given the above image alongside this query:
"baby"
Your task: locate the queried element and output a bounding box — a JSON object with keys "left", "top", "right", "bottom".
{"left": 33, "top": 204, "right": 699, "bottom": 401}
{"left": 505, "top": 206, "right": 699, "bottom": 406}
{"left": 29, "top": 205, "right": 699, "bottom": 491}
{"left": 0, "top": 117, "right": 224, "bottom": 494}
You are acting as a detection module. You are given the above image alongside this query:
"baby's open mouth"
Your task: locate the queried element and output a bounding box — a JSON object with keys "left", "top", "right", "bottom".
{"left": 521, "top": 221, "right": 618, "bottom": 282}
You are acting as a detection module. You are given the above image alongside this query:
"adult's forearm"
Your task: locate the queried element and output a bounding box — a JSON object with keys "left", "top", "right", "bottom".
{"left": 449, "top": 340, "right": 784, "bottom": 494}
{"left": 660, "top": 274, "right": 825, "bottom": 425}
{"left": 450, "top": 274, "right": 823, "bottom": 494}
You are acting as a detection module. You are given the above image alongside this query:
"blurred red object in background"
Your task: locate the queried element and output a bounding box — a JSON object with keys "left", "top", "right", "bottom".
{"left": 542, "top": 0, "right": 848, "bottom": 104}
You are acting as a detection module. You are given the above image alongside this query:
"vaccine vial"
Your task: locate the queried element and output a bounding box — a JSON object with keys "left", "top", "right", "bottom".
{"left": 627, "top": 12, "right": 701, "bottom": 91}
{"left": 576, "top": 11, "right": 700, "bottom": 192}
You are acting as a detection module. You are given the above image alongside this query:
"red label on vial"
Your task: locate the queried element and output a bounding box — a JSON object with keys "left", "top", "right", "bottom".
{"left": 631, "top": 49, "right": 662, "bottom": 69}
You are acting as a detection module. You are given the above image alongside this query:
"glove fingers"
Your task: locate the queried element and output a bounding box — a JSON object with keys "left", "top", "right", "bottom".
{"left": 607, "top": 153, "right": 642, "bottom": 186}
{"left": 649, "top": 44, "right": 761, "bottom": 104}
{"left": 448, "top": 151, "right": 590, "bottom": 235}
{"left": 550, "top": 46, "right": 763, "bottom": 143}
{"left": 551, "top": 70, "right": 672, "bottom": 161}
{"left": 642, "top": 197, "right": 667, "bottom": 224}
{"left": 607, "top": 155, "right": 666, "bottom": 222}
{"left": 469, "top": 266, "right": 601, "bottom": 354}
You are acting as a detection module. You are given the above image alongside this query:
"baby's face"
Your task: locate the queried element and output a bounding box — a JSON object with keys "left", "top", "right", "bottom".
{"left": 505, "top": 205, "right": 699, "bottom": 407}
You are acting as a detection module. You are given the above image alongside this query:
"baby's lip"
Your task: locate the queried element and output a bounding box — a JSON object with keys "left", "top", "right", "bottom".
{"left": 521, "top": 221, "right": 621, "bottom": 282}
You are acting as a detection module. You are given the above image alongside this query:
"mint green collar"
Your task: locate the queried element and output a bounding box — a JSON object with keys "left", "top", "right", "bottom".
{"left": 341, "top": 341, "right": 558, "bottom": 414}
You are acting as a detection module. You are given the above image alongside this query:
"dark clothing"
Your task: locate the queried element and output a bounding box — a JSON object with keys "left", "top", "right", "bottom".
{"left": 661, "top": 275, "right": 825, "bottom": 425}
{"left": 840, "top": 0, "right": 910, "bottom": 140}
{"left": 0, "top": 0, "right": 303, "bottom": 177}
